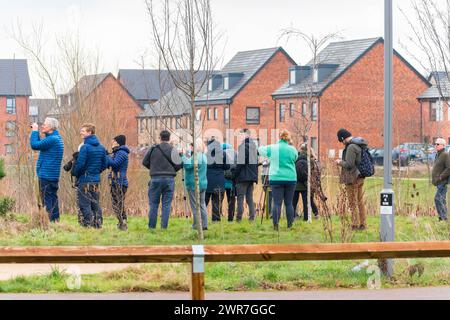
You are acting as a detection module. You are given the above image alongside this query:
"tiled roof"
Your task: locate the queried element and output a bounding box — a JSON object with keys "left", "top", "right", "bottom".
{"left": 273, "top": 38, "right": 383, "bottom": 97}
{"left": 419, "top": 72, "right": 450, "bottom": 99}
{"left": 0, "top": 59, "right": 32, "bottom": 96}
{"left": 196, "top": 47, "right": 295, "bottom": 104}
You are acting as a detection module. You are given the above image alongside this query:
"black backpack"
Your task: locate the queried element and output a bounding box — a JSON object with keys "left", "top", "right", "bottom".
{"left": 296, "top": 157, "right": 308, "bottom": 183}
{"left": 358, "top": 147, "right": 375, "bottom": 178}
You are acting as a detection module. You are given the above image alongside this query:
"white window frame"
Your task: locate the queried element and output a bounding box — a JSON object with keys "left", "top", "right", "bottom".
{"left": 195, "top": 109, "right": 202, "bottom": 121}
{"left": 224, "top": 107, "right": 229, "bottom": 124}
{"left": 290, "top": 69, "right": 296, "bottom": 85}
{"left": 224, "top": 76, "right": 230, "bottom": 90}
{"left": 313, "top": 68, "right": 319, "bottom": 83}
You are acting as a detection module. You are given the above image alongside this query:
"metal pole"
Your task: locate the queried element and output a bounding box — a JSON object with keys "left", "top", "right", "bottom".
{"left": 380, "top": 0, "right": 395, "bottom": 278}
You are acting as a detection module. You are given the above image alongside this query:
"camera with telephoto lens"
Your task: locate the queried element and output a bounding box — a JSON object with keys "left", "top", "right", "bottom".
{"left": 64, "top": 152, "right": 79, "bottom": 174}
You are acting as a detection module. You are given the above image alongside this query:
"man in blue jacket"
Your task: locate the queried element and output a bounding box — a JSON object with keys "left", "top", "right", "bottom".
{"left": 107, "top": 135, "right": 129, "bottom": 231}
{"left": 30, "top": 118, "right": 64, "bottom": 222}
{"left": 73, "top": 123, "right": 108, "bottom": 228}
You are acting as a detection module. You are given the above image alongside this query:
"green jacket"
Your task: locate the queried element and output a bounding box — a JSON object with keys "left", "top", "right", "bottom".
{"left": 182, "top": 153, "right": 208, "bottom": 191}
{"left": 432, "top": 150, "right": 450, "bottom": 186}
{"left": 258, "top": 140, "right": 298, "bottom": 183}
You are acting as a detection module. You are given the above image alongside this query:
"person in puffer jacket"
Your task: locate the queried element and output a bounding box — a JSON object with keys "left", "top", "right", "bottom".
{"left": 107, "top": 135, "right": 130, "bottom": 231}
{"left": 73, "top": 123, "right": 108, "bottom": 229}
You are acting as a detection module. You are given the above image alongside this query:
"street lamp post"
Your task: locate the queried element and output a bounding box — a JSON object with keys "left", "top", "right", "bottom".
{"left": 380, "top": 0, "right": 395, "bottom": 278}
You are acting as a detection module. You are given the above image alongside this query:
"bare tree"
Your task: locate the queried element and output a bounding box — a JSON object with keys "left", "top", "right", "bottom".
{"left": 146, "top": 0, "right": 220, "bottom": 240}
{"left": 279, "top": 29, "right": 340, "bottom": 234}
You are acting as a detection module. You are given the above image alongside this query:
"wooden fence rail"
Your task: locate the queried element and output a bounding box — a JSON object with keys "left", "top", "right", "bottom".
{"left": 1, "top": 241, "right": 450, "bottom": 300}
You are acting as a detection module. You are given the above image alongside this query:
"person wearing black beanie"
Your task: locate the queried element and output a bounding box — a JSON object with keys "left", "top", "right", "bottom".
{"left": 107, "top": 135, "right": 130, "bottom": 231}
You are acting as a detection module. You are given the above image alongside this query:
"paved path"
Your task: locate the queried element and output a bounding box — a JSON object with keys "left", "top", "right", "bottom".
{"left": 1, "top": 287, "right": 449, "bottom": 300}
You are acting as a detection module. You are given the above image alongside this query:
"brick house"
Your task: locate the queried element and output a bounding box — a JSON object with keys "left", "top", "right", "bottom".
{"left": 418, "top": 72, "right": 450, "bottom": 144}
{"left": 29, "top": 99, "right": 57, "bottom": 124}
{"left": 194, "top": 47, "right": 296, "bottom": 146}
{"left": 272, "top": 38, "right": 431, "bottom": 159}
{"left": 0, "top": 59, "right": 32, "bottom": 157}
{"left": 48, "top": 73, "right": 143, "bottom": 148}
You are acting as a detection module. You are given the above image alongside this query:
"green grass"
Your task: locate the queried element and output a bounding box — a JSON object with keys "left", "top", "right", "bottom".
{"left": 0, "top": 214, "right": 448, "bottom": 293}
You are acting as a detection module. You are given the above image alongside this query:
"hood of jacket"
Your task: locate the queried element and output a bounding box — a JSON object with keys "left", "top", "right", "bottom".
{"left": 222, "top": 143, "right": 232, "bottom": 150}
{"left": 113, "top": 145, "right": 130, "bottom": 154}
{"left": 84, "top": 135, "right": 100, "bottom": 147}
{"left": 349, "top": 137, "right": 368, "bottom": 148}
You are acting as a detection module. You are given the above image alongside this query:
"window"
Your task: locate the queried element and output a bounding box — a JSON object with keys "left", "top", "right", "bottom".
{"left": 214, "top": 108, "right": 218, "bottom": 120}
{"left": 311, "top": 137, "right": 318, "bottom": 154}
{"left": 176, "top": 118, "right": 182, "bottom": 129}
{"left": 301, "top": 102, "right": 307, "bottom": 117}
{"left": 195, "top": 109, "right": 202, "bottom": 121}
{"left": 290, "top": 69, "right": 296, "bottom": 85}
{"left": 207, "top": 108, "right": 212, "bottom": 120}
{"left": 311, "top": 102, "right": 318, "bottom": 121}
{"left": 431, "top": 101, "right": 444, "bottom": 122}
{"left": 224, "top": 107, "right": 229, "bottom": 124}
{"left": 289, "top": 103, "right": 295, "bottom": 117}
{"left": 6, "top": 97, "right": 16, "bottom": 114}
{"left": 208, "top": 79, "right": 213, "bottom": 92}
{"left": 139, "top": 120, "right": 145, "bottom": 133}
{"left": 143, "top": 103, "right": 150, "bottom": 110}
{"left": 5, "top": 144, "right": 14, "bottom": 155}
{"left": 246, "top": 107, "right": 260, "bottom": 125}
{"left": 6, "top": 121, "right": 16, "bottom": 137}
{"left": 224, "top": 76, "right": 229, "bottom": 90}
{"left": 279, "top": 104, "right": 286, "bottom": 122}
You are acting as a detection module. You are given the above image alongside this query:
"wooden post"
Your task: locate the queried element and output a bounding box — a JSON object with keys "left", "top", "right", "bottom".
{"left": 191, "top": 245, "right": 205, "bottom": 300}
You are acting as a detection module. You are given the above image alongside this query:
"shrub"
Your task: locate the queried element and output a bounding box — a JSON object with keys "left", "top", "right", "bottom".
{"left": 0, "top": 158, "right": 5, "bottom": 180}
{"left": 0, "top": 197, "right": 15, "bottom": 218}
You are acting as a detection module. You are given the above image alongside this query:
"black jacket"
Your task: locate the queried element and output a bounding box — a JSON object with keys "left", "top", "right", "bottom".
{"left": 206, "top": 140, "right": 230, "bottom": 193}
{"left": 142, "top": 142, "right": 182, "bottom": 177}
{"left": 235, "top": 138, "right": 259, "bottom": 184}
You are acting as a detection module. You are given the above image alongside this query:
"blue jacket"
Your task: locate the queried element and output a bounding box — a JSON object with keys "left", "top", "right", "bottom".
{"left": 206, "top": 140, "right": 230, "bottom": 193}
{"left": 107, "top": 145, "right": 130, "bottom": 187}
{"left": 182, "top": 153, "right": 208, "bottom": 192}
{"left": 222, "top": 144, "right": 235, "bottom": 190}
{"left": 30, "top": 130, "right": 64, "bottom": 182}
{"left": 73, "top": 135, "right": 108, "bottom": 185}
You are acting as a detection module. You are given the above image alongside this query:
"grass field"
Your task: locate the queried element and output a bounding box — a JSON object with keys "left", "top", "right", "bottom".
{"left": 0, "top": 214, "right": 448, "bottom": 293}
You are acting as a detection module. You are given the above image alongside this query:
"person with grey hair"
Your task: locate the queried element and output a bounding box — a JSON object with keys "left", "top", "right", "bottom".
{"left": 432, "top": 138, "right": 450, "bottom": 222}
{"left": 30, "top": 117, "right": 65, "bottom": 222}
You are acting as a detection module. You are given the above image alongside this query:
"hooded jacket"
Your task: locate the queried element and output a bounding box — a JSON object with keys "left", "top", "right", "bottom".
{"left": 73, "top": 135, "right": 108, "bottom": 185}
{"left": 30, "top": 130, "right": 64, "bottom": 182}
{"left": 107, "top": 145, "right": 130, "bottom": 187}
{"left": 339, "top": 137, "right": 368, "bottom": 185}
{"left": 222, "top": 143, "right": 236, "bottom": 189}
{"left": 206, "top": 140, "right": 230, "bottom": 193}
{"left": 432, "top": 150, "right": 450, "bottom": 186}
{"left": 182, "top": 152, "right": 208, "bottom": 191}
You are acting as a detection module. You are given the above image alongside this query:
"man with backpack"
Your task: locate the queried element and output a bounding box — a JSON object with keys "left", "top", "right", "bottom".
{"left": 432, "top": 138, "right": 450, "bottom": 222}
{"left": 143, "top": 130, "right": 183, "bottom": 230}
{"left": 336, "top": 129, "right": 374, "bottom": 231}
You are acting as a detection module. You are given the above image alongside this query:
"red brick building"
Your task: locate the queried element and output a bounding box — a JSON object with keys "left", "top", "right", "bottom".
{"left": 272, "top": 38, "right": 431, "bottom": 159}
{"left": 418, "top": 72, "right": 450, "bottom": 144}
{"left": 0, "top": 59, "right": 32, "bottom": 158}
{"left": 195, "top": 47, "right": 296, "bottom": 146}
{"left": 49, "top": 73, "right": 143, "bottom": 148}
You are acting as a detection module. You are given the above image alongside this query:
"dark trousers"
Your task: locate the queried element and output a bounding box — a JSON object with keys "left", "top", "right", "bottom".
{"left": 111, "top": 184, "right": 128, "bottom": 224}
{"left": 293, "top": 190, "right": 319, "bottom": 221}
{"left": 77, "top": 183, "right": 102, "bottom": 228}
{"left": 148, "top": 177, "right": 175, "bottom": 229}
{"left": 435, "top": 184, "right": 448, "bottom": 221}
{"left": 39, "top": 179, "right": 60, "bottom": 222}
{"left": 236, "top": 182, "right": 256, "bottom": 221}
{"left": 226, "top": 188, "right": 236, "bottom": 222}
{"left": 205, "top": 190, "right": 225, "bottom": 222}
{"left": 270, "top": 184, "right": 296, "bottom": 228}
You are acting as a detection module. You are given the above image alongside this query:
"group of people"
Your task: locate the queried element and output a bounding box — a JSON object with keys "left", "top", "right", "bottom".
{"left": 30, "top": 117, "right": 379, "bottom": 232}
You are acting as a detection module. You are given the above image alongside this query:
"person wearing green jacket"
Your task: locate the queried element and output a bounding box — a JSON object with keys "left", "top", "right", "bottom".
{"left": 258, "top": 130, "right": 298, "bottom": 230}
{"left": 183, "top": 142, "right": 209, "bottom": 230}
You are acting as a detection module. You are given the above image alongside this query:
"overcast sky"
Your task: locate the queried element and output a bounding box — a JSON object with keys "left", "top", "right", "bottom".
{"left": 0, "top": 0, "right": 424, "bottom": 98}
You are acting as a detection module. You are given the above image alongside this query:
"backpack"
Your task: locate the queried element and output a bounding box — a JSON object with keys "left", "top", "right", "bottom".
{"left": 296, "top": 157, "right": 308, "bottom": 183}
{"left": 358, "top": 147, "right": 375, "bottom": 178}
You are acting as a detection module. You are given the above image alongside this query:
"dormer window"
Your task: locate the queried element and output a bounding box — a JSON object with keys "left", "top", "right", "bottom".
{"left": 290, "top": 69, "right": 296, "bottom": 85}
{"left": 224, "top": 76, "right": 230, "bottom": 91}
{"left": 208, "top": 79, "right": 213, "bottom": 92}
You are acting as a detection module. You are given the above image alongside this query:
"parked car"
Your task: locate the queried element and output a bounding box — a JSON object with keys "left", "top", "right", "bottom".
{"left": 369, "top": 148, "right": 384, "bottom": 166}
{"left": 392, "top": 143, "right": 426, "bottom": 167}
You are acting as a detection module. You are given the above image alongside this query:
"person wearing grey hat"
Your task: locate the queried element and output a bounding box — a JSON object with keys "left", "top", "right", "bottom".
{"left": 335, "top": 128, "right": 369, "bottom": 231}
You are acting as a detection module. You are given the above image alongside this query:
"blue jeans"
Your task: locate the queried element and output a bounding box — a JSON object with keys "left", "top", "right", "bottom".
{"left": 148, "top": 177, "right": 175, "bottom": 229}
{"left": 435, "top": 184, "right": 448, "bottom": 220}
{"left": 77, "top": 183, "right": 102, "bottom": 228}
{"left": 39, "top": 179, "right": 60, "bottom": 222}
{"left": 270, "top": 183, "right": 296, "bottom": 227}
